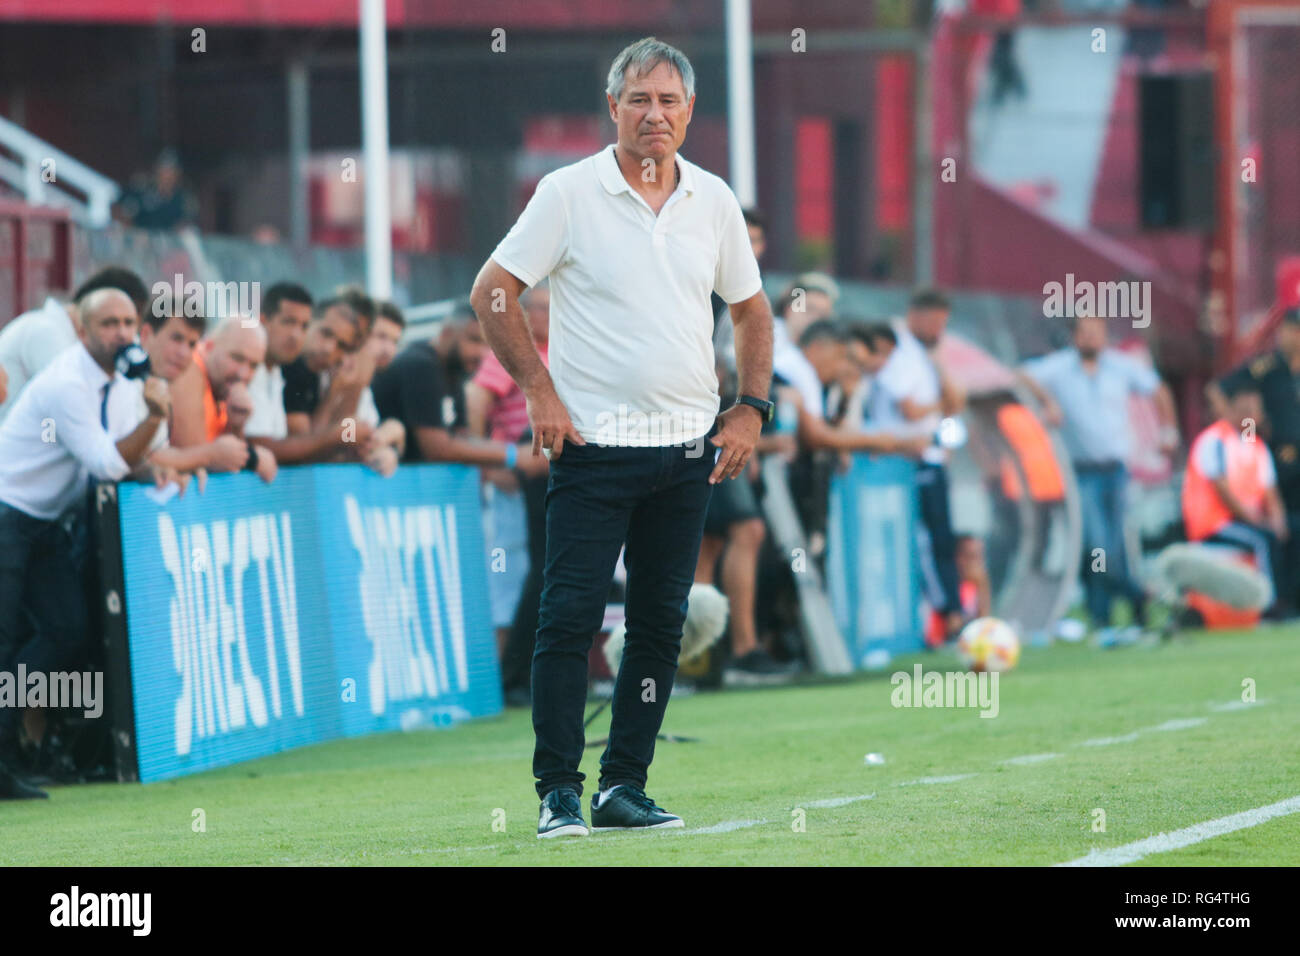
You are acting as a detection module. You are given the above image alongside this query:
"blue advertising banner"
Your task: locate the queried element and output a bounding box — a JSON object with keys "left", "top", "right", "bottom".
{"left": 115, "top": 464, "right": 501, "bottom": 782}
{"left": 826, "top": 455, "right": 924, "bottom": 664}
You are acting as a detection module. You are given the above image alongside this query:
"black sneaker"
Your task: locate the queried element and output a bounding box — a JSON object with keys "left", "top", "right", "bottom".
{"left": 503, "top": 685, "right": 531, "bottom": 709}
{"left": 722, "top": 649, "right": 800, "bottom": 687}
{"left": 0, "top": 761, "right": 48, "bottom": 801}
{"left": 537, "top": 788, "right": 589, "bottom": 839}
{"left": 590, "top": 785, "right": 684, "bottom": 831}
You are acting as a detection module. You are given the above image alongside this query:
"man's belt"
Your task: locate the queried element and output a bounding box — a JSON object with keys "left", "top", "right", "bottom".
{"left": 1072, "top": 459, "right": 1124, "bottom": 473}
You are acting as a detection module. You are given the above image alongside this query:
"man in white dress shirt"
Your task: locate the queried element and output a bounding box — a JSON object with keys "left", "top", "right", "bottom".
{"left": 874, "top": 288, "right": 968, "bottom": 640}
{"left": 0, "top": 288, "right": 171, "bottom": 799}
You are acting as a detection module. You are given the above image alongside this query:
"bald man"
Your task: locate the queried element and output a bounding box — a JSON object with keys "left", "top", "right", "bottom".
{"left": 169, "top": 315, "right": 278, "bottom": 483}
{"left": 0, "top": 287, "right": 172, "bottom": 799}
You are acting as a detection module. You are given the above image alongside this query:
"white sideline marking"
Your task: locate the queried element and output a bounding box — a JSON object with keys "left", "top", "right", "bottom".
{"left": 1209, "top": 699, "right": 1268, "bottom": 712}
{"left": 899, "top": 774, "right": 978, "bottom": 786}
{"left": 1147, "top": 717, "right": 1208, "bottom": 732}
{"left": 687, "top": 819, "right": 768, "bottom": 834}
{"left": 804, "top": 793, "right": 876, "bottom": 809}
{"left": 1057, "top": 795, "right": 1300, "bottom": 867}
{"left": 1000, "top": 753, "right": 1061, "bottom": 766}
{"left": 1080, "top": 732, "right": 1141, "bottom": 747}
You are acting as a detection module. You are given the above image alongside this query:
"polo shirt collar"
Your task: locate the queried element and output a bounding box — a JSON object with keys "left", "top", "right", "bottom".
{"left": 597, "top": 144, "right": 695, "bottom": 197}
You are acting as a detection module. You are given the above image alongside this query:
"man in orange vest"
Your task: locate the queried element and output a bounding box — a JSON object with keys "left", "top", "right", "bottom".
{"left": 1183, "top": 384, "right": 1287, "bottom": 611}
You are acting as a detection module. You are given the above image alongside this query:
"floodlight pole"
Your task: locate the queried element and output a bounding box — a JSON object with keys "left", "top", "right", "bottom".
{"left": 725, "top": 0, "right": 757, "bottom": 208}
{"left": 360, "top": 0, "right": 393, "bottom": 298}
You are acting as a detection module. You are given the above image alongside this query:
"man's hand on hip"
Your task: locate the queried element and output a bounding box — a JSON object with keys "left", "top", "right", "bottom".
{"left": 709, "top": 404, "right": 762, "bottom": 484}
{"left": 526, "top": 384, "right": 585, "bottom": 460}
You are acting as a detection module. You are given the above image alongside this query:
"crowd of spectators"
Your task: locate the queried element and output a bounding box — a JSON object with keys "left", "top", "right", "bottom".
{"left": 17, "top": 199, "right": 1277, "bottom": 797}
{"left": 0, "top": 225, "right": 986, "bottom": 795}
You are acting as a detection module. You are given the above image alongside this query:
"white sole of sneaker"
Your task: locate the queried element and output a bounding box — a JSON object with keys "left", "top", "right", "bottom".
{"left": 590, "top": 819, "right": 685, "bottom": 832}
{"left": 537, "top": 824, "right": 590, "bottom": 839}
{"left": 722, "top": 670, "right": 795, "bottom": 687}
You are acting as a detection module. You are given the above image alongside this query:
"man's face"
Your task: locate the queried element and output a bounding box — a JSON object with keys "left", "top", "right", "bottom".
{"left": 80, "top": 291, "right": 139, "bottom": 369}
{"left": 956, "top": 537, "right": 985, "bottom": 580}
{"left": 1277, "top": 321, "right": 1300, "bottom": 360}
{"left": 1229, "top": 390, "right": 1263, "bottom": 428}
{"left": 524, "top": 286, "right": 550, "bottom": 343}
{"left": 851, "top": 339, "right": 890, "bottom": 377}
{"left": 455, "top": 319, "right": 487, "bottom": 376}
{"left": 206, "top": 328, "right": 266, "bottom": 401}
{"left": 784, "top": 290, "right": 835, "bottom": 343}
{"left": 908, "top": 306, "right": 950, "bottom": 349}
{"left": 806, "top": 340, "right": 848, "bottom": 386}
{"left": 748, "top": 224, "right": 766, "bottom": 262}
{"left": 367, "top": 316, "right": 403, "bottom": 371}
{"left": 262, "top": 300, "right": 313, "bottom": 366}
{"left": 868, "top": 337, "right": 895, "bottom": 372}
{"left": 141, "top": 315, "right": 200, "bottom": 381}
{"left": 302, "top": 308, "right": 358, "bottom": 373}
{"left": 607, "top": 60, "right": 694, "bottom": 166}
{"left": 1073, "top": 316, "right": 1108, "bottom": 359}
{"left": 155, "top": 161, "right": 180, "bottom": 193}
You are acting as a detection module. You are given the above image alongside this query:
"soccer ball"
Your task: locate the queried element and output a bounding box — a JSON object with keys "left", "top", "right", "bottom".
{"left": 956, "top": 617, "right": 1021, "bottom": 673}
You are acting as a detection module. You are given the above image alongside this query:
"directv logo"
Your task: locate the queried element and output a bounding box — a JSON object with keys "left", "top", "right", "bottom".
{"left": 344, "top": 495, "right": 471, "bottom": 714}
{"left": 157, "top": 512, "right": 304, "bottom": 756}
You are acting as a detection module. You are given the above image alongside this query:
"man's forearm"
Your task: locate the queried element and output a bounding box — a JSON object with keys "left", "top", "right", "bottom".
{"left": 414, "top": 427, "right": 516, "bottom": 468}
{"left": 1155, "top": 383, "right": 1177, "bottom": 428}
{"left": 899, "top": 397, "right": 941, "bottom": 422}
{"left": 314, "top": 383, "right": 363, "bottom": 431}
{"left": 115, "top": 415, "right": 164, "bottom": 468}
{"left": 249, "top": 429, "right": 341, "bottom": 465}
{"left": 798, "top": 408, "right": 898, "bottom": 454}
{"left": 477, "top": 298, "right": 551, "bottom": 397}
{"left": 1015, "top": 371, "right": 1054, "bottom": 411}
{"left": 1213, "top": 477, "right": 1257, "bottom": 525}
{"left": 150, "top": 444, "right": 207, "bottom": 473}
{"left": 729, "top": 295, "right": 774, "bottom": 400}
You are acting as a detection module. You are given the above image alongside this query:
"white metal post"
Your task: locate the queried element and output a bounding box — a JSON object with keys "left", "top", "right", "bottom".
{"left": 725, "top": 0, "right": 757, "bottom": 209}
{"left": 360, "top": 0, "right": 392, "bottom": 298}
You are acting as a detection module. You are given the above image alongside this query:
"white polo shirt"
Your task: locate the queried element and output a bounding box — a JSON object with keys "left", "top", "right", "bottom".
{"left": 0, "top": 342, "right": 136, "bottom": 520}
{"left": 772, "top": 319, "right": 826, "bottom": 420}
{"left": 245, "top": 361, "right": 288, "bottom": 440}
{"left": 490, "top": 144, "right": 763, "bottom": 447}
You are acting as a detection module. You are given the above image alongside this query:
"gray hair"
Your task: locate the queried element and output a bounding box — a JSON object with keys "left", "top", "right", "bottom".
{"left": 606, "top": 37, "right": 695, "bottom": 103}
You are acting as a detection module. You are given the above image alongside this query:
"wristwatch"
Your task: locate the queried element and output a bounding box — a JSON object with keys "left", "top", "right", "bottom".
{"left": 735, "top": 394, "right": 775, "bottom": 423}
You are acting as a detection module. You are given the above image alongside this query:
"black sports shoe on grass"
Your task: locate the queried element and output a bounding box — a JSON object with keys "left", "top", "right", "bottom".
{"left": 590, "top": 785, "right": 683, "bottom": 831}
{"left": 722, "top": 649, "right": 800, "bottom": 687}
{"left": 0, "top": 760, "right": 48, "bottom": 800}
{"left": 537, "top": 788, "right": 589, "bottom": 839}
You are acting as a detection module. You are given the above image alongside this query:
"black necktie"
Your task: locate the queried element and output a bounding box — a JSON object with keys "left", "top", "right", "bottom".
{"left": 100, "top": 381, "right": 112, "bottom": 429}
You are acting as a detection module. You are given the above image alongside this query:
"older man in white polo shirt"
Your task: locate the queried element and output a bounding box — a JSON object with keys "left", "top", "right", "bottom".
{"left": 471, "top": 37, "right": 774, "bottom": 838}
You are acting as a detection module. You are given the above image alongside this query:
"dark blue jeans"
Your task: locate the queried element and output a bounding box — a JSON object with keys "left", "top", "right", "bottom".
{"left": 0, "top": 499, "right": 90, "bottom": 750}
{"left": 1076, "top": 463, "right": 1147, "bottom": 627}
{"left": 532, "top": 429, "right": 716, "bottom": 798}
{"left": 915, "top": 462, "right": 961, "bottom": 616}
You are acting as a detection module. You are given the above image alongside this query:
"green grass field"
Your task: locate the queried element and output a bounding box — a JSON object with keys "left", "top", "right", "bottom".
{"left": 2, "top": 624, "right": 1297, "bottom": 866}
